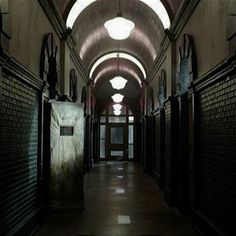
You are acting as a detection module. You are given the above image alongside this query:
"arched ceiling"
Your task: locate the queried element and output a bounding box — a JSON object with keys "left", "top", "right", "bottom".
{"left": 93, "top": 58, "right": 142, "bottom": 109}
{"left": 72, "top": 0, "right": 164, "bottom": 74}
{"left": 93, "top": 58, "right": 143, "bottom": 87}
{"left": 54, "top": 0, "right": 183, "bottom": 113}
{"left": 56, "top": 0, "right": 183, "bottom": 20}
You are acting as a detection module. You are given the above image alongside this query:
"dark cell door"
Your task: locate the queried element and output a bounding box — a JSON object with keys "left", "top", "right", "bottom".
{"left": 108, "top": 124, "right": 127, "bottom": 160}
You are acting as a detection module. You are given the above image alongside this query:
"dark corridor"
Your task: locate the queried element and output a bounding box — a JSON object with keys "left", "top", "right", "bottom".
{"left": 36, "top": 162, "right": 197, "bottom": 236}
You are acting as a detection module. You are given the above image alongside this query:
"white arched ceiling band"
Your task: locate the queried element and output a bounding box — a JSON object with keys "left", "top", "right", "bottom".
{"left": 66, "top": 0, "right": 96, "bottom": 28}
{"left": 93, "top": 65, "right": 142, "bottom": 86}
{"left": 140, "top": 0, "right": 170, "bottom": 29}
{"left": 66, "top": 0, "right": 171, "bottom": 29}
{"left": 89, "top": 52, "right": 146, "bottom": 79}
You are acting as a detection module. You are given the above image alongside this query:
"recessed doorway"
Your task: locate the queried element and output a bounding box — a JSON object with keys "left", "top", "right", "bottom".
{"left": 99, "top": 104, "right": 135, "bottom": 161}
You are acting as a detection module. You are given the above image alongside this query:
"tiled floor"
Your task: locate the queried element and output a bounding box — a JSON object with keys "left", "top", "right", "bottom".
{"left": 35, "top": 162, "right": 198, "bottom": 236}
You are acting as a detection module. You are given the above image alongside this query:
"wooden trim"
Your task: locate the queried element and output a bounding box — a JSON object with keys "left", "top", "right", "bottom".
{"left": 170, "top": 0, "right": 200, "bottom": 39}
{"left": 147, "top": 0, "right": 199, "bottom": 85}
{"left": 0, "top": 49, "right": 44, "bottom": 90}
{"left": 38, "top": 0, "right": 67, "bottom": 39}
{"left": 193, "top": 52, "right": 236, "bottom": 92}
{"left": 63, "top": 0, "right": 76, "bottom": 20}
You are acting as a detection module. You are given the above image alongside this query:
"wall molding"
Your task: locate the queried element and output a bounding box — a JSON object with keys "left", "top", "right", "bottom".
{"left": 170, "top": 0, "right": 200, "bottom": 39}
{"left": 193, "top": 52, "right": 236, "bottom": 92}
{"left": 148, "top": 0, "right": 200, "bottom": 85}
{"left": 0, "top": 48, "right": 43, "bottom": 90}
{"left": 38, "top": 0, "right": 67, "bottom": 39}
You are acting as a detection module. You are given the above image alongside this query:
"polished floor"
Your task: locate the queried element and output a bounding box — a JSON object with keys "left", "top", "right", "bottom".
{"left": 36, "top": 162, "right": 198, "bottom": 236}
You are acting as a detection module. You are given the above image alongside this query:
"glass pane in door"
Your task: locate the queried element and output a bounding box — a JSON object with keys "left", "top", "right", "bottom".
{"left": 111, "top": 151, "right": 124, "bottom": 156}
{"left": 110, "top": 127, "right": 123, "bottom": 144}
{"left": 128, "top": 145, "right": 134, "bottom": 159}
{"left": 128, "top": 125, "right": 134, "bottom": 143}
{"left": 100, "top": 140, "right": 105, "bottom": 158}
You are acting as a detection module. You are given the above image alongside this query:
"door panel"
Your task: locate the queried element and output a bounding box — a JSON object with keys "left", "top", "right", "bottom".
{"left": 108, "top": 124, "right": 127, "bottom": 160}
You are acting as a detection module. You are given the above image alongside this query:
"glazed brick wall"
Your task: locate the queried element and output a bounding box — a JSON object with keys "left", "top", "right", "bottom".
{"left": 0, "top": 72, "right": 39, "bottom": 235}
{"left": 195, "top": 73, "right": 236, "bottom": 235}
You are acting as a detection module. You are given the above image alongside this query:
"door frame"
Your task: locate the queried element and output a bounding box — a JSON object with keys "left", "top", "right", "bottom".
{"left": 107, "top": 123, "right": 128, "bottom": 160}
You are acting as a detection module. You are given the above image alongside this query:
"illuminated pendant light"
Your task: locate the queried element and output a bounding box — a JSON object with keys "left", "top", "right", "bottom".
{"left": 114, "top": 110, "right": 121, "bottom": 116}
{"left": 129, "top": 116, "right": 134, "bottom": 122}
{"left": 110, "top": 76, "right": 127, "bottom": 90}
{"left": 111, "top": 93, "right": 124, "bottom": 103}
{"left": 113, "top": 103, "right": 122, "bottom": 111}
{"left": 104, "top": 0, "right": 135, "bottom": 40}
{"left": 110, "top": 50, "right": 128, "bottom": 90}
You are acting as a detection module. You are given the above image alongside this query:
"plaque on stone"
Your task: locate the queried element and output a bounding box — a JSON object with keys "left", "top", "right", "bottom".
{"left": 60, "top": 126, "right": 74, "bottom": 136}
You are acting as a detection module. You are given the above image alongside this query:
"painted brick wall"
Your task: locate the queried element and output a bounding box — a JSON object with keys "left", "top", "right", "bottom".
{"left": 0, "top": 72, "right": 40, "bottom": 235}
{"left": 195, "top": 73, "right": 236, "bottom": 235}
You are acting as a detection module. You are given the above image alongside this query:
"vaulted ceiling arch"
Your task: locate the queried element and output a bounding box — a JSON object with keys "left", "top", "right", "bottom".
{"left": 66, "top": 0, "right": 171, "bottom": 30}
{"left": 93, "top": 58, "right": 143, "bottom": 89}
{"left": 53, "top": 0, "right": 183, "bottom": 113}
{"left": 90, "top": 52, "right": 146, "bottom": 81}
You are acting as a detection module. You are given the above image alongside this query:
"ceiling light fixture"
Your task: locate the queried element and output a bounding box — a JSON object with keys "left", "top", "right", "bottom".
{"left": 128, "top": 116, "right": 134, "bottom": 121}
{"left": 104, "top": 0, "right": 135, "bottom": 40}
{"left": 110, "top": 47, "right": 127, "bottom": 90}
{"left": 111, "top": 93, "right": 124, "bottom": 103}
{"left": 110, "top": 76, "right": 127, "bottom": 90}
{"left": 114, "top": 110, "right": 121, "bottom": 116}
{"left": 113, "top": 104, "right": 122, "bottom": 111}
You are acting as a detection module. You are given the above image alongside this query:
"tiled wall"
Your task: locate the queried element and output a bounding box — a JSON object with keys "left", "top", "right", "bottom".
{"left": 0, "top": 72, "right": 40, "bottom": 235}
{"left": 195, "top": 72, "right": 236, "bottom": 235}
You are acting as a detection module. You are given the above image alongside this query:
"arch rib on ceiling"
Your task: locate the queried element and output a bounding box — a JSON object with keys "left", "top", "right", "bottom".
{"left": 66, "top": 0, "right": 171, "bottom": 29}
{"left": 89, "top": 52, "right": 147, "bottom": 80}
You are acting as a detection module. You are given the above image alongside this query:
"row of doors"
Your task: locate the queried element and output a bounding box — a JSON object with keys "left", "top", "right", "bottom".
{"left": 140, "top": 93, "right": 192, "bottom": 211}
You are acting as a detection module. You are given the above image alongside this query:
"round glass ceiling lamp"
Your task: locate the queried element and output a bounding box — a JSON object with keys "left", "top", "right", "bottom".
{"left": 111, "top": 93, "right": 124, "bottom": 103}
{"left": 114, "top": 110, "right": 121, "bottom": 116}
{"left": 129, "top": 116, "right": 134, "bottom": 122}
{"left": 104, "top": 16, "right": 135, "bottom": 40}
{"left": 113, "top": 104, "right": 122, "bottom": 111}
{"left": 110, "top": 76, "right": 127, "bottom": 90}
